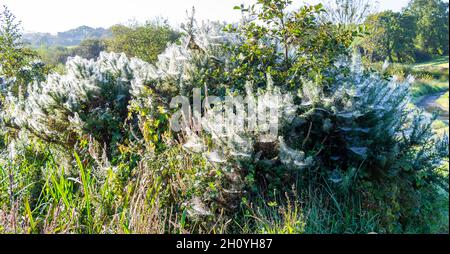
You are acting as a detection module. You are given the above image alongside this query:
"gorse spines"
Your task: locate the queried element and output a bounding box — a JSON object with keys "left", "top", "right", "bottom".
{"left": 2, "top": 52, "right": 153, "bottom": 154}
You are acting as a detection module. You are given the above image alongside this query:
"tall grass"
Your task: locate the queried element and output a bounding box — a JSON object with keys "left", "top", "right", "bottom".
{"left": 367, "top": 57, "right": 449, "bottom": 99}
{"left": 0, "top": 142, "right": 448, "bottom": 234}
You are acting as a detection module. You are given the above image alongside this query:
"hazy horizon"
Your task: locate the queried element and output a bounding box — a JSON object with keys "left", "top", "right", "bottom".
{"left": 3, "top": 0, "right": 411, "bottom": 34}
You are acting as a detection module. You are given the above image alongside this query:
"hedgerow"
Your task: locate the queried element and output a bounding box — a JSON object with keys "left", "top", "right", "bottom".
{"left": 0, "top": 0, "right": 448, "bottom": 233}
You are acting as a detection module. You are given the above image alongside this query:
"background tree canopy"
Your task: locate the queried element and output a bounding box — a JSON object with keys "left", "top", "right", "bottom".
{"left": 357, "top": 0, "right": 449, "bottom": 63}
{"left": 106, "top": 20, "right": 180, "bottom": 63}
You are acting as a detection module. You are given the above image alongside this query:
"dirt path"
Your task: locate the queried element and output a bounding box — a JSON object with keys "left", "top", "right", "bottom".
{"left": 416, "top": 91, "right": 449, "bottom": 124}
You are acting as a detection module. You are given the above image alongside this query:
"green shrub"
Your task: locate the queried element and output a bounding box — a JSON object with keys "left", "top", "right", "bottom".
{"left": 2, "top": 52, "right": 152, "bottom": 157}
{"left": 107, "top": 20, "right": 180, "bottom": 64}
{"left": 1, "top": 1, "right": 448, "bottom": 234}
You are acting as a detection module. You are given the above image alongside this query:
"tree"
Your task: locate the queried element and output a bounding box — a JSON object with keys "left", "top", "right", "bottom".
{"left": 36, "top": 45, "right": 71, "bottom": 66}
{"left": 0, "top": 5, "right": 46, "bottom": 98}
{"left": 360, "top": 11, "right": 416, "bottom": 62}
{"left": 71, "top": 39, "right": 106, "bottom": 59}
{"left": 107, "top": 20, "right": 180, "bottom": 63}
{"left": 228, "top": 0, "right": 357, "bottom": 90}
{"left": 394, "top": 13, "right": 416, "bottom": 61}
{"left": 0, "top": 5, "right": 35, "bottom": 78}
{"left": 404, "top": 0, "right": 449, "bottom": 55}
{"left": 360, "top": 0, "right": 449, "bottom": 63}
{"left": 320, "top": 0, "right": 378, "bottom": 25}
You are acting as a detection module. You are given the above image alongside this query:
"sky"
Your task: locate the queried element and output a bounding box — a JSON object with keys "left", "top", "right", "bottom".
{"left": 2, "top": 0, "right": 411, "bottom": 34}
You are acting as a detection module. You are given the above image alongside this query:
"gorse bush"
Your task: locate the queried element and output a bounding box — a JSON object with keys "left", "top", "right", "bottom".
{"left": 0, "top": 0, "right": 448, "bottom": 234}
{"left": 2, "top": 53, "right": 153, "bottom": 156}
{"left": 291, "top": 55, "right": 448, "bottom": 182}
{"left": 179, "top": 54, "right": 448, "bottom": 225}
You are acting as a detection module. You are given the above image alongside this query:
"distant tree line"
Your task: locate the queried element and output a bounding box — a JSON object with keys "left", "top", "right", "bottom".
{"left": 24, "top": 26, "right": 112, "bottom": 47}
{"left": 7, "top": 0, "right": 450, "bottom": 70}
{"left": 35, "top": 20, "right": 180, "bottom": 68}
{"left": 358, "top": 0, "right": 449, "bottom": 63}
{"left": 36, "top": 39, "right": 107, "bottom": 67}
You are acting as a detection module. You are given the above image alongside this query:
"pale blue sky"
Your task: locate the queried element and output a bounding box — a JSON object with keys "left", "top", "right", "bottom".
{"left": 2, "top": 0, "right": 411, "bottom": 34}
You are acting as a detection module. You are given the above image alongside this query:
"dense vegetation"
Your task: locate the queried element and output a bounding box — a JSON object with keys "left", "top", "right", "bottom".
{"left": 358, "top": 0, "right": 449, "bottom": 63}
{"left": 0, "top": 0, "right": 448, "bottom": 234}
{"left": 34, "top": 20, "right": 180, "bottom": 73}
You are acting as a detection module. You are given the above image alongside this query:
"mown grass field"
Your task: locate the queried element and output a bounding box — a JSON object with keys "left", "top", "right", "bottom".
{"left": 411, "top": 56, "right": 449, "bottom": 69}
{"left": 367, "top": 57, "right": 449, "bottom": 103}
{"left": 409, "top": 57, "right": 449, "bottom": 134}
{"left": 436, "top": 91, "right": 449, "bottom": 111}
{"left": 411, "top": 57, "right": 449, "bottom": 100}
